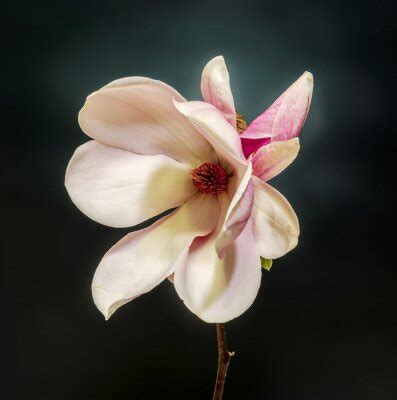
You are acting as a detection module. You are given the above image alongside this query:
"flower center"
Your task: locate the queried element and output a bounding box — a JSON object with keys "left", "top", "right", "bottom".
{"left": 191, "top": 163, "right": 228, "bottom": 194}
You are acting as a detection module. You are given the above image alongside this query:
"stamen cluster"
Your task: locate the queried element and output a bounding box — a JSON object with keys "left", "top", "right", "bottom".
{"left": 236, "top": 112, "right": 247, "bottom": 134}
{"left": 192, "top": 163, "right": 228, "bottom": 194}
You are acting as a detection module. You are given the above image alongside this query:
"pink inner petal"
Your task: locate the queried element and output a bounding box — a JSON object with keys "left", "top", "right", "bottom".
{"left": 240, "top": 136, "right": 271, "bottom": 159}
{"left": 241, "top": 71, "right": 313, "bottom": 143}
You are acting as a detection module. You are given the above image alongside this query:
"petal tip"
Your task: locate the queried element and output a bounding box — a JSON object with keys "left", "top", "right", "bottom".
{"left": 301, "top": 71, "right": 314, "bottom": 97}
{"left": 303, "top": 71, "right": 314, "bottom": 83}
{"left": 206, "top": 55, "right": 225, "bottom": 65}
{"left": 92, "top": 286, "right": 119, "bottom": 321}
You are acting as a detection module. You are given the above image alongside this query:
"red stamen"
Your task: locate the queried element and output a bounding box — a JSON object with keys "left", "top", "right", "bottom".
{"left": 192, "top": 163, "right": 228, "bottom": 194}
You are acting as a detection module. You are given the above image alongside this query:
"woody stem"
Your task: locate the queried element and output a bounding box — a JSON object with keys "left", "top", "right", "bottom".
{"left": 212, "top": 323, "right": 234, "bottom": 400}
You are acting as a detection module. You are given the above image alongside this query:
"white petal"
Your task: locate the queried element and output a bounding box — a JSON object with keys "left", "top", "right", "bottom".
{"left": 174, "top": 216, "right": 261, "bottom": 323}
{"left": 251, "top": 177, "right": 299, "bottom": 259}
{"left": 252, "top": 138, "right": 300, "bottom": 182}
{"left": 173, "top": 100, "right": 245, "bottom": 174}
{"left": 201, "top": 56, "right": 236, "bottom": 128}
{"left": 215, "top": 163, "right": 254, "bottom": 256}
{"left": 65, "top": 141, "right": 197, "bottom": 228}
{"left": 79, "top": 77, "right": 216, "bottom": 168}
{"left": 92, "top": 193, "right": 219, "bottom": 319}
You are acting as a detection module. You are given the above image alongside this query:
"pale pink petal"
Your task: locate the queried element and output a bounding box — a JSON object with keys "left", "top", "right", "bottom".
{"left": 65, "top": 141, "right": 197, "bottom": 228}
{"left": 201, "top": 56, "right": 236, "bottom": 128}
{"left": 173, "top": 100, "right": 245, "bottom": 175}
{"left": 92, "top": 193, "right": 219, "bottom": 319}
{"left": 78, "top": 77, "right": 216, "bottom": 168}
{"left": 252, "top": 138, "right": 300, "bottom": 182}
{"left": 215, "top": 164, "right": 254, "bottom": 257}
{"left": 241, "top": 71, "right": 313, "bottom": 143}
{"left": 251, "top": 177, "right": 299, "bottom": 259}
{"left": 174, "top": 214, "right": 261, "bottom": 323}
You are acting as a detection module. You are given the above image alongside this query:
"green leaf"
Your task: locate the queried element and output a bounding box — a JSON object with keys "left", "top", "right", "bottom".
{"left": 260, "top": 257, "right": 273, "bottom": 271}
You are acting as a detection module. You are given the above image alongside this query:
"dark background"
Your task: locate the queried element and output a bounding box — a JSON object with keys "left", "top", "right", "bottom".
{"left": 3, "top": 0, "right": 394, "bottom": 399}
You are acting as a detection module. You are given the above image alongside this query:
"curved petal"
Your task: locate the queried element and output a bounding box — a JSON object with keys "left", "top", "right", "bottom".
{"left": 173, "top": 100, "right": 245, "bottom": 175}
{"left": 252, "top": 138, "right": 300, "bottom": 182}
{"left": 65, "top": 141, "right": 197, "bottom": 228}
{"left": 241, "top": 71, "right": 313, "bottom": 143}
{"left": 215, "top": 164, "right": 254, "bottom": 257}
{"left": 174, "top": 216, "right": 262, "bottom": 323}
{"left": 251, "top": 177, "right": 299, "bottom": 259}
{"left": 78, "top": 77, "right": 216, "bottom": 168}
{"left": 92, "top": 193, "right": 219, "bottom": 320}
{"left": 201, "top": 56, "right": 236, "bottom": 128}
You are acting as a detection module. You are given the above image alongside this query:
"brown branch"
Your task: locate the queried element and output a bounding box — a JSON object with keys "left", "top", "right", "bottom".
{"left": 213, "top": 323, "right": 235, "bottom": 400}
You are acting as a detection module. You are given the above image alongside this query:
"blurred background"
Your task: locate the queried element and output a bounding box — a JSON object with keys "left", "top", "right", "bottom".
{"left": 3, "top": 0, "right": 394, "bottom": 399}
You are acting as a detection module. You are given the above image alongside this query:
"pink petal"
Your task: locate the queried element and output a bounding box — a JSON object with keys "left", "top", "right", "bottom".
{"left": 241, "top": 71, "right": 313, "bottom": 143}
{"left": 174, "top": 212, "right": 261, "bottom": 323}
{"left": 65, "top": 141, "right": 197, "bottom": 228}
{"left": 201, "top": 56, "right": 236, "bottom": 128}
{"left": 92, "top": 193, "right": 219, "bottom": 320}
{"left": 215, "top": 164, "right": 254, "bottom": 257}
{"left": 251, "top": 177, "right": 299, "bottom": 259}
{"left": 252, "top": 138, "right": 300, "bottom": 182}
{"left": 241, "top": 136, "right": 271, "bottom": 159}
{"left": 78, "top": 77, "right": 216, "bottom": 168}
{"left": 173, "top": 100, "right": 245, "bottom": 175}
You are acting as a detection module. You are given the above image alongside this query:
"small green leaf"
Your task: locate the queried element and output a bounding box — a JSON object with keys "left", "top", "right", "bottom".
{"left": 260, "top": 257, "right": 273, "bottom": 271}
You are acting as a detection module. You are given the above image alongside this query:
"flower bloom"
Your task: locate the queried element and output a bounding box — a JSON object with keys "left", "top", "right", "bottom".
{"left": 65, "top": 56, "right": 313, "bottom": 323}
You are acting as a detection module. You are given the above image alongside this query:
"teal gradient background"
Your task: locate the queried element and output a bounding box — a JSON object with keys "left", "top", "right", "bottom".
{"left": 3, "top": 0, "right": 394, "bottom": 399}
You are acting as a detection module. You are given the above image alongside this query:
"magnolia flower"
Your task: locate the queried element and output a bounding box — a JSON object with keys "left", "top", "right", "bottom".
{"left": 65, "top": 56, "right": 313, "bottom": 323}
